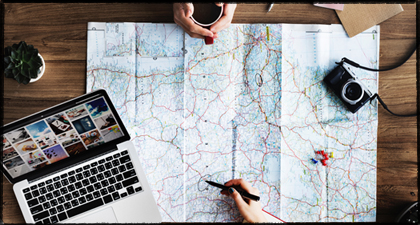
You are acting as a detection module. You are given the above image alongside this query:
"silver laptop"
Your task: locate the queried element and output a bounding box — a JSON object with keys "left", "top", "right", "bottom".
{"left": 2, "top": 89, "right": 162, "bottom": 223}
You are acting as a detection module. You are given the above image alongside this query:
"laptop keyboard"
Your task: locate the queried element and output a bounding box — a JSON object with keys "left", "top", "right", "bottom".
{"left": 22, "top": 150, "right": 143, "bottom": 224}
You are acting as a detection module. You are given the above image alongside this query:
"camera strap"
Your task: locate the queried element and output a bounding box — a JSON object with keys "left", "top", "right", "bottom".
{"left": 336, "top": 44, "right": 418, "bottom": 117}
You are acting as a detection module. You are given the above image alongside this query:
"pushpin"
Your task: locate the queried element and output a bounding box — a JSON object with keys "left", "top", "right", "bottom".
{"left": 324, "top": 154, "right": 329, "bottom": 160}
{"left": 320, "top": 150, "right": 325, "bottom": 155}
{"left": 321, "top": 159, "right": 327, "bottom": 166}
{"left": 311, "top": 158, "right": 318, "bottom": 164}
{"left": 330, "top": 152, "right": 334, "bottom": 158}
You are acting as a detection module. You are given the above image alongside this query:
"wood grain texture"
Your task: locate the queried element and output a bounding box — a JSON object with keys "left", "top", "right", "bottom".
{"left": 2, "top": 3, "right": 417, "bottom": 223}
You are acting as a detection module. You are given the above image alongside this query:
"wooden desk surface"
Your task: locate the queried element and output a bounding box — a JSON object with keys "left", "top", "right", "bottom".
{"left": 2, "top": 3, "right": 417, "bottom": 223}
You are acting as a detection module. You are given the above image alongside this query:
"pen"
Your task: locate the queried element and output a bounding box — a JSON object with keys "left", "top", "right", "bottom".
{"left": 205, "top": 180, "right": 260, "bottom": 202}
{"left": 267, "top": 3, "right": 274, "bottom": 12}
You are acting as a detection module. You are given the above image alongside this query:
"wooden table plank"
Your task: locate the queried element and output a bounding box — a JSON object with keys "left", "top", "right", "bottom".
{"left": 2, "top": 3, "right": 417, "bottom": 223}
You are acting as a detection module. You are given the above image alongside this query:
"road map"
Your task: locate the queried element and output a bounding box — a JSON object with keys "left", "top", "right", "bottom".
{"left": 87, "top": 22, "right": 379, "bottom": 222}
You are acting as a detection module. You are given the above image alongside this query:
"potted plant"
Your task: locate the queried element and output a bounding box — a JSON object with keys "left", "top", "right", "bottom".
{"left": 4, "top": 41, "right": 45, "bottom": 84}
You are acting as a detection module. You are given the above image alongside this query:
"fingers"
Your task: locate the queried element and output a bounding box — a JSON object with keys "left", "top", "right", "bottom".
{"left": 228, "top": 187, "right": 248, "bottom": 209}
{"left": 224, "top": 178, "right": 259, "bottom": 195}
{"left": 173, "top": 3, "right": 214, "bottom": 39}
{"left": 210, "top": 3, "right": 237, "bottom": 33}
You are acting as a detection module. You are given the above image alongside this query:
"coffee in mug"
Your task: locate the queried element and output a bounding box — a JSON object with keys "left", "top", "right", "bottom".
{"left": 191, "top": 3, "right": 223, "bottom": 44}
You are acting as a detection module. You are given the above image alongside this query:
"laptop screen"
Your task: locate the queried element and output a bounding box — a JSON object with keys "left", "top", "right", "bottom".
{"left": 2, "top": 90, "right": 129, "bottom": 183}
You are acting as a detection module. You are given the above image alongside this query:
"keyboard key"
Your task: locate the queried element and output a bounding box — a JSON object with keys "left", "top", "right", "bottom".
{"left": 72, "top": 191, "right": 80, "bottom": 199}
{"left": 33, "top": 210, "right": 50, "bottom": 222}
{"left": 104, "top": 171, "right": 112, "bottom": 178}
{"left": 25, "top": 193, "right": 33, "bottom": 200}
{"left": 122, "top": 177, "right": 139, "bottom": 187}
{"left": 64, "top": 202, "right": 72, "bottom": 210}
{"left": 112, "top": 160, "right": 120, "bottom": 167}
{"left": 53, "top": 176, "right": 60, "bottom": 182}
{"left": 28, "top": 198, "right": 39, "bottom": 208}
{"left": 71, "top": 200, "right": 79, "bottom": 207}
{"left": 101, "top": 180, "right": 109, "bottom": 187}
{"left": 83, "top": 171, "right": 91, "bottom": 178}
{"left": 127, "top": 186, "right": 135, "bottom": 195}
{"left": 121, "top": 150, "right": 128, "bottom": 155}
{"left": 105, "top": 162, "right": 112, "bottom": 169}
{"left": 135, "top": 186, "right": 143, "bottom": 192}
{"left": 38, "top": 182, "right": 45, "bottom": 187}
{"left": 57, "top": 197, "right": 65, "bottom": 204}
{"left": 60, "top": 187, "right": 68, "bottom": 195}
{"left": 82, "top": 179, "right": 90, "bottom": 186}
{"left": 76, "top": 168, "right": 83, "bottom": 173}
{"left": 103, "top": 195, "right": 113, "bottom": 204}
{"left": 106, "top": 156, "right": 113, "bottom": 161}
{"left": 90, "top": 162, "right": 98, "bottom": 167}
{"left": 123, "top": 170, "right": 136, "bottom": 179}
{"left": 94, "top": 183, "right": 102, "bottom": 190}
{"left": 98, "top": 165, "right": 106, "bottom": 172}
{"left": 115, "top": 183, "right": 123, "bottom": 190}
{"left": 111, "top": 168, "right": 119, "bottom": 175}
{"left": 67, "top": 199, "right": 103, "bottom": 218}
{"left": 83, "top": 165, "right": 90, "bottom": 170}
{"left": 76, "top": 173, "right": 84, "bottom": 181}
{"left": 119, "top": 155, "right": 130, "bottom": 164}
{"left": 52, "top": 190, "right": 61, "bottom": 198}
{"left": 109, "top": 177, "right": 116, "bottom": 185}
{"left": 118, "top": 165, "right": 126, "bottom": 173}
{"left": 50, "top": 215, "right": 58, "bottom": 223}
{"left": 30, "top": 205, "right": 43, "bottom": 214}
{"left": 46, "top": 179, "right": 53, "bottom": 184}
{"left": 86, "top": 194, "right": 94, "bottom": 201}
{"left": 39, "top": 187, "right": 47, "bottom": 195}
{"left": 67, "top": 184, "right": 75, "bottom": 192}
{"left": 86, "top": 185, "right": 94, "bottom": 193}
{"left": 32, "top": 190, "right": 40, "bottom": 197}
{"left": 126, "top": 162, "right": 133, "bottom": 169}
{"left": 97, "top": 173, "right": 105, "bottom": 181}
{"left": 93, "top": 191, "right": 101, "bottom": 199}
{"left": 90, "top": 167, "right": 98, "bottom": 175}
{"left": 43, "top": 202, "right": 51, "bottom": 210}
{"left": 113, "top": 153, "right": 121, "bottom": 158}
{"left": 99, "top": 159, "right": 105, "bottom": 164}
{"left": 112, "top": 192, "right": 120, "bottom": 201}
{"left": 53, "top": 182, "right": 61, "bottom": 189}
{"left": 75, "top": 182, "right": 83, "bottom": 189}
{"left": 68, "top": 170, "right": 75, "bottom": 176}
{"left": 50, "top": 199, "right": 58, "bottom": 207}
{"left": 60, "top": 174, "right": 68, "bottom": 179}
{"left": 23, "top": 188, "right": 30, "bottom": 193}
{"left": 107, "top": 185, "right": 115, "bottom": 193}
{"left": 57, "top": 205, "right": 64, "bottom": 212}
{"left": 121, "top": 192, "right": 128, "bottom": 198}
{"left": 89, "top": 176, "right": 97, "bottom": 184}
{"left": 79, "top": 188, "right": 87, "bottom": 196}
{"left": 61, "top": 179, "right": 69, "bottom": 186}
{"left": 38, "top": 196, "right": 47, "bottom": 203}
{"left": 100, "top": 188, "right": 108, "bottom": 196}
{"left": 64, "top": 194, "right": 72, "bottom": 201}
{"left": 116, "top": 174, "right": 123, "bottom": 182}
{"left": 46, "top": 193, "right": 53, "bottom": 200}
{"left": 49, "top": 207, "right": 57, "bottom": 215}
{"left": 78, "top": 196, "right": 86, "bottom": 204}
{"left": 57, "top": 212, "right": 67, "bottom": 221}
{"left": 46, "top": 185, "right": 54, "bottom": 192}
{"left": 31, "top": 185, "right": 38, "bottom": 190}
{"left": 68, "top": 176, "right": 76, "bottom": 183}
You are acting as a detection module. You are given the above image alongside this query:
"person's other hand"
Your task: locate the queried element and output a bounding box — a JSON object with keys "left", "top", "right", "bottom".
{"left": 209, "top": 3, "right": 237, "bottom": 39}
{"left": 173, "top": 3, "right": 214, "bottom": 39}
{"left": 221, "top": 179, "right": 267, "bottom": 223}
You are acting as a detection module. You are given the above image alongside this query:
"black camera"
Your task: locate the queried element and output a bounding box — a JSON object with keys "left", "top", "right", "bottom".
{"left": 323, "top": 63, "right": 373, "bottom": 113}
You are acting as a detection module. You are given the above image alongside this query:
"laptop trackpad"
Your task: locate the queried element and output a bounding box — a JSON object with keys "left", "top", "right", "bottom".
{"left": 72, "top": 206, "right": 118, "bottom": 223}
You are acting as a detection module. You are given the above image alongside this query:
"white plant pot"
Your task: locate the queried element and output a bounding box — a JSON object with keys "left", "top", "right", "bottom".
{"left": 30, "top": 53, "right": 45, "bottom": 83}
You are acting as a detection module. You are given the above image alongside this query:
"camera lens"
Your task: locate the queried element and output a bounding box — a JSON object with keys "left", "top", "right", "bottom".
{"left": 341, "top": 80, "right": 364, "bottom": 105}
{"left": 345, "top": 83, "right": 362, "bottom": 101}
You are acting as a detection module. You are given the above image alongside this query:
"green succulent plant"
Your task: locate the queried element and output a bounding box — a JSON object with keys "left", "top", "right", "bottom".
{"left": 4, "top": 41, "right": 43, "bottom": 84}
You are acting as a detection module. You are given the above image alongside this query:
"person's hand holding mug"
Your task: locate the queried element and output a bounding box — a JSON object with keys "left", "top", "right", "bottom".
{"left": 173, "top": 3, "right": 237, "bottom": 42}
{"left": 220, "top": 179, "right": 268, "bottom": 223}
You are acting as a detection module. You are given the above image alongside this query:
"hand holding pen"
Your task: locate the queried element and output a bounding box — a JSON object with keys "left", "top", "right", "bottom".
{"left": 220, "top": 179, "right": 267, "bottom": 223}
